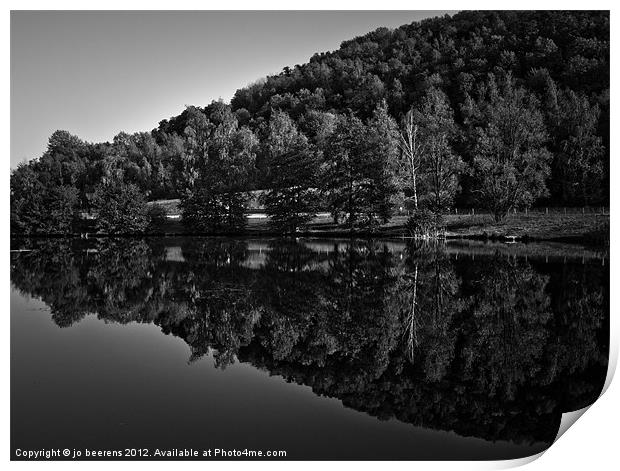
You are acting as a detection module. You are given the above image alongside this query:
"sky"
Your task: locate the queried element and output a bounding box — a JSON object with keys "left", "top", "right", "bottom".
{"left": 11, "top": 10, "right": 454, "bottom": 168}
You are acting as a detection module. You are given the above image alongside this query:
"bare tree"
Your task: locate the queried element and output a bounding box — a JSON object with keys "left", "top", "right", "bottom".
{"left": 397, "top": 109, "right": 424, "bottom": 210}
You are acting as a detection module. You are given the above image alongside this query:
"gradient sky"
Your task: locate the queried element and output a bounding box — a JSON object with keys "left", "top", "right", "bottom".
{"left": 11, "top": 10, "right": 454, "bottom": 168}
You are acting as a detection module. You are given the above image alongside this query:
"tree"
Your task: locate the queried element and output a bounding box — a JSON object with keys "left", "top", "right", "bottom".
{"left": 181, "top": 106, "right": 212, "bottom": 191}
{"left": 298, "top": 110, "right": 337, "bottom": 149}
{"left": 161, "top": 132, "right": 188, "bottom": 198}
{"left": 37, "top": 130, "right": 88, "bottom": 188}
{"left": 323, "top": 114, "right": 368, "bottom": 229}
{"left": 397, "top": 108, "right": 424, "bottom": 210}
{"left": 180, "top": 102, "right": 258, "bottom": 233}
{"left": 11, "top": 163, "right": 79, "bottom": 234}
{"left": 324, "top": 104, "right": 398, "bottom": 230}
{"left": 463, "top": 75, "right": 552, "bottom": 221}
{"left": 365, "top": 101, "right": 399, "bottom": 224}
{"left": 554, "top": 90, "right": 605, "bottom": 205}
{"left": 180, "top": 186, "right": 247, "bottom": 233}
{"left": 262, "top": 111, "right": 319, "bottom": 233}
{"left": 91, "top": 180, "right": 149, "bottom": 233}
{"left": 417, "top": 88, "right": 463, "bottom": 216}
{"left": 11, "top": 163, "right": 41, "bottom": 233}
{"left": 108, "top": 131, "right": 170, "bottom": 199}
{"left": 398, "top": 87, "right": 463, "bottom": 219}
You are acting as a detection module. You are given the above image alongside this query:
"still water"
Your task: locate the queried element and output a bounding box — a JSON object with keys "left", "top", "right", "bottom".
{"left": 10, "top": 237, "right": 609, "bottom": 460}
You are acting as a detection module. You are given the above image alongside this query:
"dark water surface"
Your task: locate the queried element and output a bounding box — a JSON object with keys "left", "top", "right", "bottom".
{"left": 10, "top": 237, "right": 609, "bottom": 460}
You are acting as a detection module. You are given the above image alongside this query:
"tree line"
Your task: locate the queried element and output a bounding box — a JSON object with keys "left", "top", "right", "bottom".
{"left": 10, "top": 10, "right": 609, "bottom": 234}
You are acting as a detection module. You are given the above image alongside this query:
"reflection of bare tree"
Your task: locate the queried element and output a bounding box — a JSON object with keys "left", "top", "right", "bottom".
{"left": 10, "top": 237, "right": 609, "bottom": 446}
{"left": 403, "top": 264, "right": 420, "bottom": 361}
{"left": 421, "top": 247, "right": 464, "bottom": 382}
{"left": 391, "top": 241, "right": 464, "bottom": 381}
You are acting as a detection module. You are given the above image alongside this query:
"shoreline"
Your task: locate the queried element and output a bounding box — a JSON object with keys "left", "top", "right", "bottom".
{"left": 9, "top": 229, "right": 608, "bottom": 249}
{"left": 10, "top": 212, "right": 610, "bottom": 248}
{"left": 10, "top": 232, "right": 609, "bottom": 264}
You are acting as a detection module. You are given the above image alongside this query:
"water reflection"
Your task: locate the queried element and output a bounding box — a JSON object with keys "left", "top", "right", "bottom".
{"left": 10, "top": 237, "right": 609, "bottom": 459}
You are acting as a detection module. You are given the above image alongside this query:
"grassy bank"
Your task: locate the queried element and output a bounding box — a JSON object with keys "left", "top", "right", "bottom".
{"left": 22, "top": 201, "right": 605, "bottom": 246}
{"left": 442, "top": 212, "right": 609, "bottom": 245}
{"left": 145, "top": 199, "right": 609, "bottom": 244}
{"left": 139, "top": 210, "right": 608, "bottom": 246}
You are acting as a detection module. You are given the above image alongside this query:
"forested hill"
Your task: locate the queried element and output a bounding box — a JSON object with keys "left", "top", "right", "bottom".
{"left": 227, "top": 10, "right": 609, "bottom": 121}
{"left": 11, "top": 11, "right": 610, "bottom": 235}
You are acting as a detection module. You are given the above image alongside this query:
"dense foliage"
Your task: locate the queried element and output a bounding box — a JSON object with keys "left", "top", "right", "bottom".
{"left": 91, "top": 180, "right": 149, "bottom": 233}
{"left": 261, "top": 111, "right": 319, "bottom": 232}
{"left": 10, "top": 163, "right": 79, "bottom": 234}
{"left": 10, "top": 11, "right": 609, "bottom": 233}
{"left": 464, "top": 75, "right": 552, "bottom": 220}
{"left": 323, "top": 104, "right": 398, "bottom": 229}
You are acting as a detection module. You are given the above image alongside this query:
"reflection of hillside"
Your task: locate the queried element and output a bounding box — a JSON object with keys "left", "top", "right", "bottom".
{"left": 10, "top": 238, "right": 609, "bottom": 447}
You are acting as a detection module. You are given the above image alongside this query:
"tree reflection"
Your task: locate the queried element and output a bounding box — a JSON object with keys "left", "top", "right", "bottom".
{"left": 392, "top": 241, "right": 466, "bottom": 382}
{"left": 460, "top": 256, "right": 552, "bottom": 400}
{"left": 10, "top": 237, "right": 609, "bottom": 446}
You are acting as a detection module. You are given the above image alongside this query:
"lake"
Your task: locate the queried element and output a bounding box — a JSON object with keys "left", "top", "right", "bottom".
{"left": 10, "top": 237, "right": 609, "bottom": 460}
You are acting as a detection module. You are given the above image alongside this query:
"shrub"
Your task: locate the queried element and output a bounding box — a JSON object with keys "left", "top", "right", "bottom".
{"left": 406, "top": 208, "right": 443, "bottom": 238}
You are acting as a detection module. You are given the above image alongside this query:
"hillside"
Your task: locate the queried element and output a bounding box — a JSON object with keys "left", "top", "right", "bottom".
{"left": 158, "top": 10, "right": 609, "bottom": 206}
{"left": 11, "top": 10, "right": 610, "bottom": 236}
